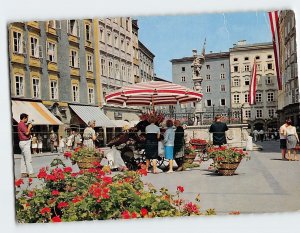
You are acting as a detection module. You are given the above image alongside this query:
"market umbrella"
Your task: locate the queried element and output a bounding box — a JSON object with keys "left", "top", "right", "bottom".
{"left": 105, "top": 81, "right": 203, "bottom": 107}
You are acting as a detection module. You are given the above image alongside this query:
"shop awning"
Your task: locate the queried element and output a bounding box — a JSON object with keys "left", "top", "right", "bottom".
{"left": 110, "top": 120, "right": 130, "bottom": 128}
{"left": 12, "top": 100, "right": 63, "bottom": 125}
{"left": 69, "top": 105, "right": 116, "bottom": 128}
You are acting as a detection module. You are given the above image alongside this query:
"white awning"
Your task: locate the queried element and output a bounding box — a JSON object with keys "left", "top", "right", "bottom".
{"left": 12, "top": 100, "right": 63, "bottom": 125}
{"left": 69, "top": 105, "right": 116, "bottom": 128}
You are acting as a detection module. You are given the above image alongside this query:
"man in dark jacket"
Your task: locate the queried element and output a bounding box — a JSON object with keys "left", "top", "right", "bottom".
{"left": 173, "top": 120, "right": 185, "bottom": 171}
{"left": 209, "top": 115, "right": 228, "bottom": 146}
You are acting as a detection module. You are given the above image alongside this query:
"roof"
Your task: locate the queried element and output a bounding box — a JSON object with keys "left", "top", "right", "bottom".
{"left": 170, "top": 52, "right": 230, "bottom": 63}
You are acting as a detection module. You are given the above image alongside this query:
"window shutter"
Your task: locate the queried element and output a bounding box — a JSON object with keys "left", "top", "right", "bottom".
{"left": 38, "top": 45, "right": 43, "bottom": 58}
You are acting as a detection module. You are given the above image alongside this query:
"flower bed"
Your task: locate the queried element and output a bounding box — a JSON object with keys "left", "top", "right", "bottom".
{"left": 15, "top": 159, "right": 216, "bottom": 223}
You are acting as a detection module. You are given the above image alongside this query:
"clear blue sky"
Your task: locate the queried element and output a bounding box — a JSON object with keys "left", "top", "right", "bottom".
{"left": 137, "top": 11, "right": 272, "bottom": 81}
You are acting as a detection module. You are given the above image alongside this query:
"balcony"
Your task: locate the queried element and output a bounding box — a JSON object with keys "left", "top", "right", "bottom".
{"left": 68, "top": 34, "right": 79, "bottom": 44}
{"left": 29, "top": 56, "right": 41, "bottom": 68}
{"left": 85, "top": 40, "right": 93, "bottom": 49}
{"left": 11, "top": 53, "right": 25, "bottom": 64}
{"left": 86, "top": 71, "right": 94, "bottom": 79}
{"left": 27, "top": 21, "right": 39, "bottom": 30}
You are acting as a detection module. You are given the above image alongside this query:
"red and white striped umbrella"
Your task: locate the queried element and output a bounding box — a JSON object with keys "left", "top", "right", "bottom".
{"left": 105, "top": 81, "right": 203, "bottom": 106}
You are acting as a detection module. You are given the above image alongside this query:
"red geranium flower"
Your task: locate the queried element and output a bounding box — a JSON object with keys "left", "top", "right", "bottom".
{"left": 137, "top": 168, "right": 147, "bottom": 176}
{"left": 177, "top": 186, "right": 184, "bottom": 193}
{"left": 72, "top": 196, "right": 82, "bottom": 204}
{"left": 37, "top": 168, "right": 48, "bottom": 179}
{"left": 52, "top": 216, "right": 62, "bottom": 222}
{"left": 92, "top": 161, "right": 101, "bottom": 168}
{"left": 140, "top": 208, "right": 148, "bottom": 217}
{"left": 28, "top": 178, "right": 33, "bottom": 184}
{"left": 63, "top": 167, "right": 72, "bottom": 173}
{"left": 51, "top": 190, "right": 60, "bottom": 196}
{"left": 57, "top": 202, "right": 69, "bottom": 209}
{"left": 131, "top": 212, "right": 138, "bottom": 218}
{"left": 121, "top": 210, "right": 131, "bottom": 219}
{"left": 15, "top": 179, "right": 24, "bottom": 187}
{"left": 102, "top": 176, "right": 113, "bottom": 184}
{"left": 40, "top": 207, "right": 51, "bottom": 215}
{"left": 64, "top": 151, "right": 72, "bottom": 158}
{"left": 27, "top": 191, "right": 35, "bottom": 198}
{"left": 74, "top": 147, "right": 80, "bottom": 152}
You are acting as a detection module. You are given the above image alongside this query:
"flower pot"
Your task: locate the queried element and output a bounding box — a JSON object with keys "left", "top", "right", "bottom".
{"left": 217, "top": 162, "right": 240, "bottom": 176}
{"left": 183, "top": 153, "right": 197, "bottom": 164}
{"left": 76, "top": 156, "right": 102, "bottom": 170}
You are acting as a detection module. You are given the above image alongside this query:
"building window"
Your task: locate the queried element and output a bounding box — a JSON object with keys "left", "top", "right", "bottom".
{"left": 256, "top": 109, "right": 263, "bottom": 118}
{"left": 108, "top": 61, "right": 113, "bottom": 78}
{"left": 85, "top": 24, "right": 91, "bottom": 41}
{"left": 220, "top": 99, "right": 226, "bottom": 106}
{"left": 267, "top": 63, "right": 273, "bottom": 70}
{"left": 115, "top": 63, "right": 120, "bottom": 79}
{"left": 266, "top": 76, "right": 272, "bottom": 84}
{"left": 244, "top": 57, "right": 249, "bottom": 61}
{"left": 107, "top": 32, "right": 111, "bottom": 45}
{"left": 30, "top": 37, "right": 39, "bottom": 58}
{"left": 245, "top": 110, "right": 251, "bottom": 118}
{"left": 206, "top": 65, "right": 210, "bottom": 69}
{"left": 101, "top": 59, "right": 106, "bottom": 76}
{"left": 72, "top": 85, "right": 79, "bottom": 102}
{"left": 126, "top": 41, "right": 130, "bottom": 54}
{"left": 245, "top": 78, "right": 250, "bottom": 86}
{"left": 206, "top": 99, "right": 212, "bottom": 107}
{"left": 120, "top": 39, "right": 125, "bottom": 51}
{"left": 244, "top": 65, "right": 250, "bottom": 72}
{"left": 50, "top": 80, "right": 58, "bottom": 100}
{"left": 268, "top": 109, "right": 275, "bottom": 118}
{"left": 256, "top": 56, "right": 260, "bottom": 60}
{"left": 48, "top": 20, "right": 56, "bottom": 28}
{"left": 234, "top": 66, "right": 239, "bottom": 72}
{"left": 220, "top": 73, "right": 225, "bottom": 79}
{"left": 99, "top": 28, "right": 104, "bottom": 42}
{"left": 257, "top": 64, "right": 261, "bottom": 70}
{"left": 114, "top": 36, "right": 118, "bottom": 47}
{"left": 206, "top": 74, "right": 211, "bottom": 80}
{"left": 88, "top": 87, "right": 95, "bottom": 104}
{"left": 244, "top": 93, "right": 249, "bottom": 103}
{"left": 15, "top": 75, "right": 24, "bottom": 96}
{"left": 267, "top": 54, "right": 272, "bottom": 59}
{"left": 221, "top": 63, "right": 224, "bottom": 68}
{"left": 233, "top": 94, "right": 240, "bottom": 104}
{"left": 182, "top": 67, "right": 185, "bottom": 72}
{"left": 233, "top": 58, "right": 238, "bottom": 62}
{"left": 267, "top": 92, "right": 274, "bottom": 102}
{"left": 181, "top": 76, "right": 186, "bottom": 82}
{"left": 206, "top": 85, "right": 211, "bottom": 93}
{"left": 87, "top": 55, "right": 93, "bottom": 72}
{"left": 220, "top": 84, "right": 226, "bottom": 92}
{"left": 13, "top": 31, "right": 23, "bottom": 54}
{"left": 69, "top": 50, "right": 79, "bottom": 68}
{"left": 32, "top": 78, "right": 40, "bottom": 98}
{"left": 47, "top": 42, "right": 56, "bottom": 62}
{"left": 233, "top": 79, "right": 240, "bottom": 87}
{"left": 256, "top": 93, "right": 262, "bottom": 102}
{"left": 68, "top": 20, "right": 79, "bottom": 37}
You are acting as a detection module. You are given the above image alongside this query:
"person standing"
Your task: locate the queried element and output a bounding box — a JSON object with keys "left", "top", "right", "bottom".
{"left": 50, "top": 130, "right": 58, "bottom": 153}
{"left": 31, "top": 134, "right": 37, "bottom": 154}
{"left": 174, "top": 120, "right": 185, "bottom": 171}
{"left": 285, "top": 119, "right": 299, "bottom": 161}
{"left": 209, "top": 115, "right": 228, "bottom": 146}
{"left": 74, "top": 132, "right": 82, "bottom": 149}
{"left": 145, "top": 115, "right": 160, "bottom": 174}
{"left": 258, "top": 129, "right": 264, "bottom": 142}
{"left": 37, "top": 134, "right": 43, "bottom": 153}
{"left": 279, "top": 121, "right": 288, "bottom": 160}
{"left": 83, "top": 120, "right": 97, "bottom": 149}
{"left": 66, "top": 131, "right": 75, "bottom": 149}
{"left": 59, "top": 135, "right": 66, "bottom": 153}
{"left": 18, "top": 113, "right": 35, "bottom": 178}
{"left": 164, "top": 120, "right": 175, "bottom": 173}
{"left": 253, "top": 129, "right": 259, "bottom": 142}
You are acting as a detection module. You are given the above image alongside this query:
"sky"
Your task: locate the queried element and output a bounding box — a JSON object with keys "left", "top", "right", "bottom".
{"left": 137, "top": 11, "right": 272, "bottom": 81}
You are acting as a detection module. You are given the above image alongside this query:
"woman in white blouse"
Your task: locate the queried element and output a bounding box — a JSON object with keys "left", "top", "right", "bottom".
{"left": 285, "top": 119, "right": 299, "bottom": 161}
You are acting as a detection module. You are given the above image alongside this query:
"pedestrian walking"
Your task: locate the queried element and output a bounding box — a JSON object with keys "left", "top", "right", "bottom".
{"left": 83, "top": 120, "right": 97, "bottom": 149}
{"left": 37, "top": 134, "right": 43, "bottom": 153}
{"left": 164, "top": 120, "right": 175, "bottom": 173}
{"left": 66, "top": 131, "right": 75, "bottom": 149}
{"left": 173, "top": 120, "right": 185, "bottom": 171}
{"left": 31, "top": 134, "right": 37, "bottom": 154}
{"left": 59, "top": 136, "right": 66, "bottom": 153}
{"left": 145, "top": 115, "right": 160, "bottom": 174}
{"left": 253, "top": 129, "right": 259, "bottom": 142}
{"left": 18, "top": 113, "right": 35, "bottom": 178}
{"left": 74, "top": 132, "right": 82, "bottom": 149}
{"left": 209, "top": 115, "right": 228, "bottom": 146}
{"left": 285, "top": 119, "right": 299, "bottom": 161}
{"left": 50, "top": 130, "right": 58, "bottom": 153}
{"left": 279, "top": 121, "right": 288, "bottom": 160}
{"left": 258, "top": 129, "right": 264, "bottom": 142}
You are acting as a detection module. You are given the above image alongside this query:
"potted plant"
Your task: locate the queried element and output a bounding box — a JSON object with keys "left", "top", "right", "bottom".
{"left": 65, "top": 147, "right": 104, "bottom": 170}
{"left": 207, "top": 146, "right": 250, "bottom": 176}
{"left": 183, "top": 144, "right": 197, "bottom": 164}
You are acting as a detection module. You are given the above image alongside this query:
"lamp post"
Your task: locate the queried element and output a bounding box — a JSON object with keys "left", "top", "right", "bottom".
{"left": 212, "top": 104, "right": 215, "bottom": 119}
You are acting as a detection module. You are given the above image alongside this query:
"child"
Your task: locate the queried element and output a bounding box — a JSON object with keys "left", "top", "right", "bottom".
{"left": 59, "top": 136, "right": 66, "bottom": 153}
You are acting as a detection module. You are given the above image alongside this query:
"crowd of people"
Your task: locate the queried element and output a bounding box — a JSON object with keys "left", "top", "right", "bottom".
{"left": 17, "top": 111, "right": 299, "bottom": 178}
